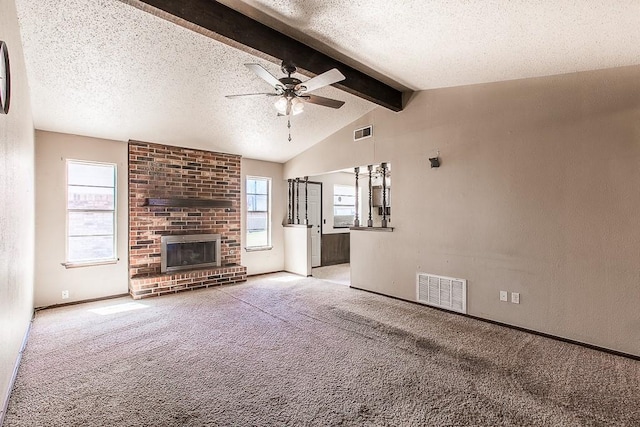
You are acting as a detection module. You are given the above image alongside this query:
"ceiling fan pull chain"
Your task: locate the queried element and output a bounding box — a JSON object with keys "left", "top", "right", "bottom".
{"left": 288, "top": 118, "right": 292, "bottom": 142}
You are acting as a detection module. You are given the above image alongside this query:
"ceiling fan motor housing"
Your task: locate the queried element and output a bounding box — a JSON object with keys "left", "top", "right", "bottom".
{"left": 279, "top": 77, "right": 303, "bottom": 89}
{"left": 279, "top": 62, "right": 307, "bottom": 94}
{"left": 280, "top": 61, "right": 297, "bottom": 76}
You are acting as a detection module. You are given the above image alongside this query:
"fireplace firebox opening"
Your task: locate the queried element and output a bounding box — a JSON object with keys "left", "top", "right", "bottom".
{"left": 161, "top": 234, "right": 221, "bottom": 273}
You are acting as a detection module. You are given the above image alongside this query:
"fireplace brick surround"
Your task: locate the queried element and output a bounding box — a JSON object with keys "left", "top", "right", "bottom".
{"left": 128, "top": 141, "right": 247, "bottom": 298}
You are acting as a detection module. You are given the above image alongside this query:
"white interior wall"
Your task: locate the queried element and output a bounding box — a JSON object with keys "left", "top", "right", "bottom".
{"left": 241, "top": 158, "right": 285, "bottom": 275}
{"left": 283, "top": 225, "right": 312, "bottom": 276}
{"left": 0, "top": 0, "right": 35, "bottom": 417}
{"left": 34, "top": 131, "right": 129, "bottom": 307}
{"left": 285, "top": 65, "right": 640, "bottom": 356}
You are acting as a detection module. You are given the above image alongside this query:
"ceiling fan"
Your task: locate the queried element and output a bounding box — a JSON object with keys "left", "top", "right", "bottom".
{"left": 226, "top": 61, "right": 346, "bottom": 116}
{"left": 226, "top": 61, "right": 346, "bottom": 142}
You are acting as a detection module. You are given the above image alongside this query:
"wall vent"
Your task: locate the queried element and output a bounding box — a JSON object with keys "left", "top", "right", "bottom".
{"left": 353, "top": 125, "right": 373, "bottom": 141}
{"left": 417, "top": 273, "right": 467, "bottom": 314}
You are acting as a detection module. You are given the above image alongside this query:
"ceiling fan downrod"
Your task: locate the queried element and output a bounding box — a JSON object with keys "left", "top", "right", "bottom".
{"left": 281, "top": 61, "right": 297, "bottom": 77}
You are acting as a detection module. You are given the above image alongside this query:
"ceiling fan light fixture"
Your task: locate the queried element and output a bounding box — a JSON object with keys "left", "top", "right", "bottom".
{"left": 291, "top": 97, "right": 304, "bottom": 115}
{"left": 274, "top": 96, "right": 304, "bottom": 116}
{"left": 274, "top": 96, "right": 288, "bottom": 114}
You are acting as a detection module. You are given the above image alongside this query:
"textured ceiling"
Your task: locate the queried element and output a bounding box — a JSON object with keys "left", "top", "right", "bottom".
{"left": 15, "top": 1, "right": 640, "bottom": 162}
{"left": 14, "top": 0, "right": 375, "bottom": 162}
{"left": 233, "top": 0, "right": 640, "bottom": 91}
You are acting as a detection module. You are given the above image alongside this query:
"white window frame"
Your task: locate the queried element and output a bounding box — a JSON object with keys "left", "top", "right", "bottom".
{"left": 245, "top": 176, "right": 272, "bottom": 251}
{"left": 64, "top": 159, "right": 118, "bottom": 268}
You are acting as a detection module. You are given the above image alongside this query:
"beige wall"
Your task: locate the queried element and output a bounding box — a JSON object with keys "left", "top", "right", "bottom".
{"left": 35, "top": 131, "right": 129, "bottom": 307}
{"left": 241, "top": 158, "right": 285, "bottom": 275}
{"left": 0, "top": 0, "right": 35, "bottom": 417}
{"left": 285, "top": 65, "right": 640, "bottom": 356}
{"left": 283, "top": 225, "right": 312, "bottom": 276}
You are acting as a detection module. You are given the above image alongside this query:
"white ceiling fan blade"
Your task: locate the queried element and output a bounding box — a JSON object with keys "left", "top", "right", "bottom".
{"left": 225, "top": 93, "right": 278, "bottom": 99}
{"left": 245, "top": 63, "right": 282, "bottom": 88}
{"left": 296, "top": 68, "right": 345, "bottom": 93}
{"left": 302, "top": 94, "right": 345, "bottom": 109}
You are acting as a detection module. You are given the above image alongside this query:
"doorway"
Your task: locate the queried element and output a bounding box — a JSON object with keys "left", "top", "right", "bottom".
{"left": 296, "top": 181, "right": 322, "bottom": 268}
{"left": 306, "top": 183, "right": 322, "bottom": 267}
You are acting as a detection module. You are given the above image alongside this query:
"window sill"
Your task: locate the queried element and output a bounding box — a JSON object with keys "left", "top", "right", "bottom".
{"left": 245, "top": 246, "right": 273, "bottom": 252}
{"left": 61, "top": 259, "right": 119, "bottom": 269}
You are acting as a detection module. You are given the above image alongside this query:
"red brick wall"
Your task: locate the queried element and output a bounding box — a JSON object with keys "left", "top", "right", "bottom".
{"left": 128, "top": 141, "right": 244, "bottom": 290}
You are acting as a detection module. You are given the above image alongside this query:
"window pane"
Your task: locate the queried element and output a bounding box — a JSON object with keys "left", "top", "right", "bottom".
{"left": 247, "top": 194, "right": 256, "bottom": 211}
{"left": 246, "top": 179, "right": 256, "bottom": 194}
{"left": 247, "top": 211, "right": 267, "bottom": 231}
{"left": 254, "top": 179, "right": 268, "bottom": 194}
{"left": 254, "top": 195, "right": 268, "bottom": 211}
{"left": 246, "top": 177, "right": 270, "bottom": 248}
{"left": 67, "top": 160, "right": 116, "bottom": 264}
{"left": 68, "top": 235, "right": 115, "bottom": 262}
{"left": 69, "top": 211, "right": 114, "bottom": 236}
{"left": 333, "top": 184, "right": 356, "bottom": 228}
{"left": 334, "top": 194, "right": 355, "bottom": 206}
{"left": 334, "top": 185, "right": 355, "bottom": 197}
{"left": 68, "top": 186, "right": 115, "bottom": 210}
{"left": 334, "top": 207, "right": 355, "bottom": 216}
{"left": 247, "top": 194, "right": 267, "bottom": 212}
{"left": 247, "top": 211, "right": 268, "bottom": 247}
{"left": 68, "top": 163, "right": 114, "bottom": 187}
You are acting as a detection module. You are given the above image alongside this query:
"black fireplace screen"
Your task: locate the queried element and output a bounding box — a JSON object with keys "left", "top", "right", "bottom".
{"left": 166, "top": 241, "right": 216, "bottom": 269}
{"left": 161, "top": 234, "right": 221, "bottom": 273}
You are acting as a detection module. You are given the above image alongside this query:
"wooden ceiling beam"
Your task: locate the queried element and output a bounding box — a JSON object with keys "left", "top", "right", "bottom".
{"left": 121, "top": 0, "right": 404, "bottom": 111}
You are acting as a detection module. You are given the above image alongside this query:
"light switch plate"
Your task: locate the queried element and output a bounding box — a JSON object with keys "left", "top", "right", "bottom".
{"left": 511, "top": 292, "right": 520, "bottom": 304}
{"left": 500, "top": 291, "right": 508, "bottom": 302}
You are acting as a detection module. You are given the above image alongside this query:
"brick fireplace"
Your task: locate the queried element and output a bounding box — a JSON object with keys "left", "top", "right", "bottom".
{"left": 128, "top": 141, "right": 247, "bottom": 298}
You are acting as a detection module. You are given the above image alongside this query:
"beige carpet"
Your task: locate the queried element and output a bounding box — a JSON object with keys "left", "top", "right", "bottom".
{"left": 312, "top": 263, "right": 350, "bottom": 286}
{"left": 4, "top": 273, "right": 639, "bottom": 426}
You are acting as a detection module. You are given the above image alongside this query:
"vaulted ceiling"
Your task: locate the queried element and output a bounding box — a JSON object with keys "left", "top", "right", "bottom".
{"left": 15, "top": 1, "right": 640, "bottom": 163}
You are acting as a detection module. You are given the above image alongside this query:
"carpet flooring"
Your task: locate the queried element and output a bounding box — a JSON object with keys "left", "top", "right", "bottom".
{"left": 4, "top": 273, "right": 639, "bottom": 426}
{"left": 312, "top": 263, "right": 350, "bottom": 286}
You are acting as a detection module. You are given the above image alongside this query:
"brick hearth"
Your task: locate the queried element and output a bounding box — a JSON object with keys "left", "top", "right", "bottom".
{"left": 128, "top": 140, "right": 247, "bottom": 298}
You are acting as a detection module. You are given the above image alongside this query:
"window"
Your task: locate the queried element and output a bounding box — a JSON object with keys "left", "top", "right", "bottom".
{"left": 246, "top": 176, "right": 271, "bottom": 249}
{"left": 66, "top": 160, "right": 117, "bottom": 265}
{"left": 333, "top": 185, "right": 357, "bottom": 228}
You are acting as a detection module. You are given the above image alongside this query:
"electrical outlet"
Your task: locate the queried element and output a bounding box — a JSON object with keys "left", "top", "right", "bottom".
{"left": 511, "top": 292, "right": 520, "bottom": 304}
{"left": 62, "top": 290, "right": 69, "bottom": 299}
{"left": 499, "top": 291, "right": 508, "bottom": 302}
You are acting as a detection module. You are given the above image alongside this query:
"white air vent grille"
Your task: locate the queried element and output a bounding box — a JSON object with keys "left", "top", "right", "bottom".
{"left": 417, "top": 273, "right": 467, "bottom": 314}
{"left": 354, "top": 125, "right": 373, "bottom": 141}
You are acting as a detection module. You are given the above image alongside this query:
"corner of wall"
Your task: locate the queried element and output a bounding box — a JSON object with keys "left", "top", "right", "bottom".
{"left": 0, "top": 0, "right": 36, "bottom": 418}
